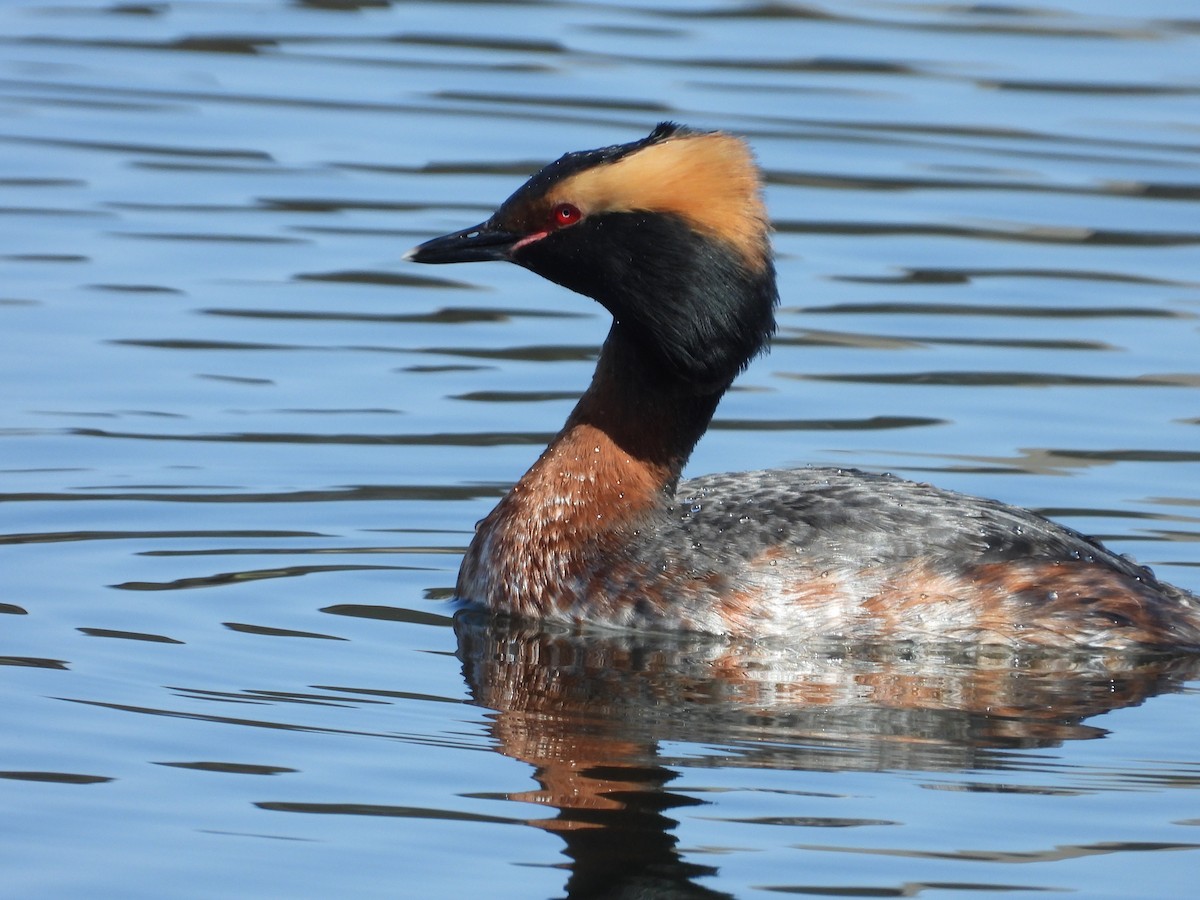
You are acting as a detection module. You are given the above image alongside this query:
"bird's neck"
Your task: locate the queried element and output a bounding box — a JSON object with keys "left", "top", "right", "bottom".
{"left": 552, "top": 323, "right": 723, "bottom": 498}
{"left": 486, "top": 323, "right": 722, "bottom": 538}
{"left": 457, "top": 324, "right": 724, "bottom": 614}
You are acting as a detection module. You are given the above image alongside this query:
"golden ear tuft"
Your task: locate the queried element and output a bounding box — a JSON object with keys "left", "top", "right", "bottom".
{"left": 547, "top": 130, "right": 771, "bottom": 270}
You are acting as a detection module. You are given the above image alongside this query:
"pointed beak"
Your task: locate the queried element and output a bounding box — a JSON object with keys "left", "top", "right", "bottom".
{"left": 404, "top": 221, "right": 522, "bottom": 265}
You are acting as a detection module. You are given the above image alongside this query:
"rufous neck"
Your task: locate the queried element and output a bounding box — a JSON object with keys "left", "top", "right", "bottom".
{"left": 558, "top": 323, "right": 724, "bottom": 494}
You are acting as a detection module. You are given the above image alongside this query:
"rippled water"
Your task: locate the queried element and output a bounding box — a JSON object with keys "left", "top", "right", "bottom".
{"left": 3, "top": 2, "right": 1200, "bottom": 897}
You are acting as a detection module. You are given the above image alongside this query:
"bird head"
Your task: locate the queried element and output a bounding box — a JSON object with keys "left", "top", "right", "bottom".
{"left": 407, "top": 122, "right": 778, "bottom": 390}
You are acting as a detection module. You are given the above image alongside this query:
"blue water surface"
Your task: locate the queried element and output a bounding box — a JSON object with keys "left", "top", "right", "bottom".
{"left": 2, "top": 1, "right": 1199, "bottom": 897}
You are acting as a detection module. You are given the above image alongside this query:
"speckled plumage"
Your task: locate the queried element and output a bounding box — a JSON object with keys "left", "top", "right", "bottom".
{"left": 410, "top": 123, "right": 1200, "bottom": 651}
{"left": 458, "top": 463, "right": 1200, "bottom": 648}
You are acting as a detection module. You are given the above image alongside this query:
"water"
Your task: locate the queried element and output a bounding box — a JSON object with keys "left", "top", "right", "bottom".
{"left": 2, "top": 1, "right": 1200, "bottom": 897}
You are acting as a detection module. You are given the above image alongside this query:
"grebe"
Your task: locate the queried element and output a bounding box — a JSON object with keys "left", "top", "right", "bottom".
{"left": 407, "top": 122, "right": 1200, "bottom": 650}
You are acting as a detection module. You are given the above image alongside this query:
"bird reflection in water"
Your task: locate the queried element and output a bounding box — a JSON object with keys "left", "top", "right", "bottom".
{"left": 455, "top": 611, "right": 1200, "bottom": 899}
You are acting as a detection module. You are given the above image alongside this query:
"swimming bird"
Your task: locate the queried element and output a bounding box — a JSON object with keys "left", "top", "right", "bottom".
{"left": 406, "top": 122, "right": 1200, "bottom": 650}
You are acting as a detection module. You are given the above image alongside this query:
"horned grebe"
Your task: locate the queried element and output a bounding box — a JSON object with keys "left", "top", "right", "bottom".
{"left": 406, "top": 122, "right": 1200, "bottom": 650}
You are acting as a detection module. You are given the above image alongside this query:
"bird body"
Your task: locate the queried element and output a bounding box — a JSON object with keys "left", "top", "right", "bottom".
{"left": 408, "top": 122, "right": 1200, "bottom": 650}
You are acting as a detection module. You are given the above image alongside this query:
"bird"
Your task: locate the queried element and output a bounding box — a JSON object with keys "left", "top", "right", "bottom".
{"left": 406, "top": 121, "right": 1200, "bottom": 650}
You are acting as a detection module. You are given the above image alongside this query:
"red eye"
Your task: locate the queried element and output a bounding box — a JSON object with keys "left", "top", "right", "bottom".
{"left": 550, "top": 202, "right": 581, "bottom": 227}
